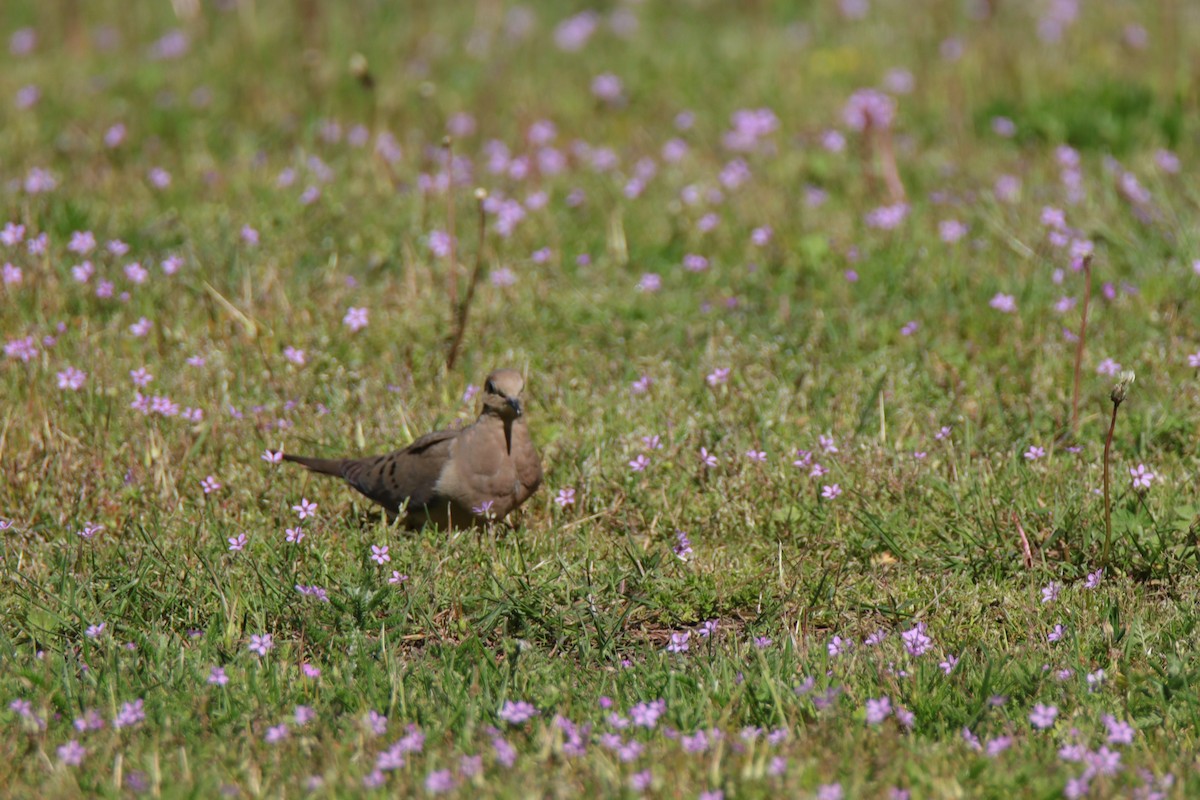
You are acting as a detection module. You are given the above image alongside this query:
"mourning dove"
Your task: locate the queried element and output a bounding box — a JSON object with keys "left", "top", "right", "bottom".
{"left": 280, "top": 369, "right": 542, "bottom": 529}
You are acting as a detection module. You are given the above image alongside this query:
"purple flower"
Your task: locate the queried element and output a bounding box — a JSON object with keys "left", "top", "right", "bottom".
{"left": 200, "top": 475, "right": 222, "bottom": 494}
{"left": 149, "top": 29, "right": 189, "bottom": 59}
{"left": 637, "top": 273, "right": 661, "bottom": 292}
{"left": 628, "top": 454, "right": 650, "bottom": 472}
{"left": 490, "top": 267, "right": 517, "bottom": 287}
{"left": 356, "top": 711, "right": 386, "bottom": 738}
{"left": 1048, "top": 624, "right": 1065, "bottom": 642}
{"left": 629, "top": 699, "right": 665, "bottom": 729}
{"left": 866, "top": 697, "right": 891, "bottom": 725}
{"left": 901, "top": 622, "right": 933, "bottom": 656}
{"left": 591, "top": 73, "right": 623, "bottom": 103}
{"left": 129, "top": 316, "right": 153, "bottom": 340}
{"left": 865, "top": 203, "right": 908, "bottom": 230}
{"left": 208, "top": 666, "right": 229, "bottom": 686}
{"left": 1085, "top": 569, "right": 1103, "bottom": 589}
{"left": 57, "top": 740, "right": 86, "bottom": 766}
{"left": 1129, "top": 464, "right": 1155, "bottom": 490}
{"left": 425, "top": 770, "right": 455, "bottom": 793}
{"left": 991, "top": 116, "right": 1016, "bottom": 137}
{"left": 0, "top": 223, "right": 24, "bottom": 247}
{"left": 227, "top": 533, "right": 247, "bottom": 552}
{"left": 628, "top": 770, "right": 653, "bottom": 792}
{"left": 1064, "top": 777, "right": 1090, "bottom": 799}
{"left": 844, "top": 89, "right": 895, "bottom": 131}
{"left": 492, "top": 735, "right": 517, "bottom": 767}
{"left": 459, "top": 754, "right": 483, "bottom": 777}
{"left": 817, "top": 783, "right": 844, "bottom": 800}
{"left": 498, "top": 700, "right": 538, "bottom": 724}
{"left": 995, "top": 174, "right": 1021, "bottom": 202}
{"left": 671, "top": 531, "right": 694, "bottom": 562}
{"left": 343, "top": 307, "right": 369, "bottom": 332}
{"left": 554, "top": 11, "right": 598, "bottom": 51}
{"left": 370, "top": 545, "right": 390, "bottom": 565}
{"left": 1041, "top": 582, "right": 1061, "bottom": 603}
{"left": 4, "top": 336, "right": 38, "bottom": 362}
{"left": 73, "top": 710, "right": 104, "bottom": 732}
{"left": 1029, "top": 703, "right": 1058, "bottom": 729}
{"left": 1156, "top": 149, "right": 1181, "bottom": 174}
{"left": 699, "top": 447, "right": 718, "bottom": 468}
{"left": 939, "top": 220, "right": 968, "bottom": 244}
{"left": 821, "top": 484, "right": 843, "bottom": 500}
{"left": 55, "top": 366, "right": 87, "bottom": 391}
{"left": 1103, "top": 715, "right": 1134, "bottom": 745}
{"left": 112, "top": 699, "right": 146, "bottom": 729}
{"left": 706, "top": 367, "right": 730, "bottom": 387}
{"left": 990, "top": 293, "right": 1017, "bottom": 313}
{"left": 667, "top": 631, "right": 690, "bottom": 653}
{"left": 1025, "top": 445, "right": 1046, "bottom": 461}
{"left": 1086, "top": 745, "right": 1122, "bottom": 777}
{"left": 248, "top": 633, "right": 274, "bottom": 657}
{"left": 293, "top": 498, "right": 318, "bottom": 519}
{"left": 986, "top": 736, "right": 1013, "bottom": 757}
{"left": 821, "top": 130, "right": 846, "bottom": 152}
{"left": 265, "top": 724, "right": 289, "bottom": 743}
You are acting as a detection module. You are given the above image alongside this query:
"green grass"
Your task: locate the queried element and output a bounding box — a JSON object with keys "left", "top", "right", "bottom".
{"left": 2, "top": 1, "right": 1200, "bottom": 797}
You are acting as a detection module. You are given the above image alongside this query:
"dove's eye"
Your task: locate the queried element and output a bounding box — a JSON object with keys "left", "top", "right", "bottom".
{"left": 485, "top": 380, "right": 497, "bottom": 395}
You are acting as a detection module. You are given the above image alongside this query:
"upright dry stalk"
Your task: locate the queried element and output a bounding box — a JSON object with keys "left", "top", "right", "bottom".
{"left": 876, "top": 128, "right": 906, "bottom": 204}
{"left": 1102, "top": 371, "right": 1135, "bottom": 569}
{"left": 1070, "top": 254, "right": 1093, "bottom": 432}
{"left": 443, "top": 136, "right": 459, "bottom": 313}
{"left": 446, "top": 189, "right": 489, "bottom": 371}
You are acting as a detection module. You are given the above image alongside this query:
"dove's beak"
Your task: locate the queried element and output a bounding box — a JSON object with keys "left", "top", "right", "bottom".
{"left": 507, "top": 398, "right": 522, "bottom": 417}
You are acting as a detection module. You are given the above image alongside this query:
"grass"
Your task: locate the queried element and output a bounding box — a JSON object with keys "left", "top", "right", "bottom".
{"left": 2, "top": 1, "right": 1200, "bottom": 797}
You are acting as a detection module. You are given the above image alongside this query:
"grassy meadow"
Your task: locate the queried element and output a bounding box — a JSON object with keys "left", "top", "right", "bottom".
{"left": 3, "top": 0, "right": 1200, "bottom": 797}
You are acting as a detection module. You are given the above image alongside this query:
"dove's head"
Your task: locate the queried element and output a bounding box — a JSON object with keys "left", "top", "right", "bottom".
{"left": 480, "top": 368, "right": 526, "bottom": 419}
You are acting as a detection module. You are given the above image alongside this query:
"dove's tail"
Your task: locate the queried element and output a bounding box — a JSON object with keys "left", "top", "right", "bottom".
{"left": 282, "top": 453, "right": 346, "bottom": 477}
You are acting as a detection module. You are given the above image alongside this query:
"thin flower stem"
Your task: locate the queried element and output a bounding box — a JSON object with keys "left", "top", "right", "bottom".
{"left": 877, "top": 129, "right": 906, "bottom": 204}
{"left": 444, "top": 136, "right": 458, "bottom": 314}
{"left": 446, "top": 189, "right": 488, "bottom": 371}
{"left": 1101, "top": 397, "right": 1121, "bottom": 570}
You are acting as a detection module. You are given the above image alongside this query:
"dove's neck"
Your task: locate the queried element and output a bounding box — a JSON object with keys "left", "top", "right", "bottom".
{"left": 477, "top": 411, "right": 516, "bottom": 454}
